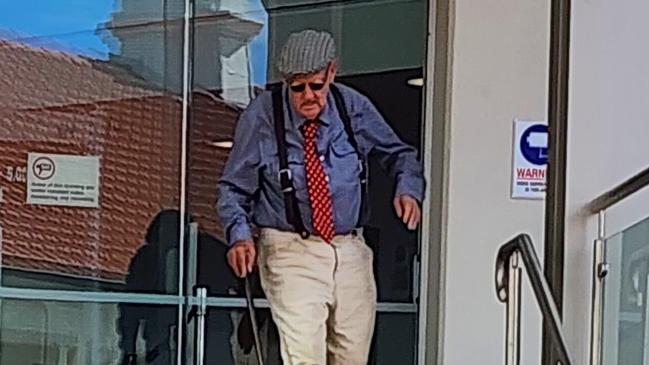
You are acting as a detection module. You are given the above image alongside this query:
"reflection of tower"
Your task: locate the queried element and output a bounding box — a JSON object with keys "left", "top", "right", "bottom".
{"left": 100, "top": 0, "right": 263, "bottom": 105}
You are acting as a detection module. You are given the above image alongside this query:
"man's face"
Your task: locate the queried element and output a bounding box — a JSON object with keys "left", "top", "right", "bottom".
{"left": 287, "top": 63, "right": 336, "bottom": 121}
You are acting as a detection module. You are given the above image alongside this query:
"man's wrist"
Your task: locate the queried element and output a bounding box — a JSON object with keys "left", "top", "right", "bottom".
{"left": 395, "top": 190, "right": 422, "bottom": 205}
{"left": 233, "top": 239, "right": 254, "bottom": 246}
{"left": 228, "top": 223, "right": 252, "bottom": 246}
{"left": 397, "top": 193, "right": 419, "bottom": 202}
{"left": 395, "top": 176, "right": 424, "bottom": 203}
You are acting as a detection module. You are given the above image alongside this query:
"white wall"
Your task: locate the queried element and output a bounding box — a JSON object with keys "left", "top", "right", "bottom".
{"left": 564, "top": 0, "right": 649, "bottom": 364}
{"left": 440, "top": 0, "right": 550, "bottom": 364}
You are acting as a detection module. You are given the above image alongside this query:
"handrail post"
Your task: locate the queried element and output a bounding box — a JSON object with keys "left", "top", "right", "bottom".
{"left": 643, "top": 272, "right": 649, "bottom": 364}
{"left": 506, "top": 251, "right": 522, "bottom": 365}
{"left": 194, "top": 286, "right": 208, "bottom": 365}
{"left": 496, "top": 234, "right": 574, "bottom": 365}
{"left": 590, "top": 212, "right": 608, "bottom": 365}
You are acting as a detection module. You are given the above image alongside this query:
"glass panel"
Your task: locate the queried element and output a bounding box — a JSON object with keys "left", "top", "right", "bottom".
{"left": 194, "top": 230, "right": 239, "bottom": 296}
{"left": 372, "top": 312, "right": 418, "bottom": 365}
{"left": 340, "top": 70, "right": 422, "bottom": 303}
{"left": 197, "top": 307, "right": 417, "bottom": 365}
{"left": 264, "top": 0, "right": 427, "bottom": 81}
{"left": 0, "top": 0, "right": 185, "bottom": 293}
{"left": 191, "top": 0, "right": 426, "bottom": 302}
{"left": 602, "top": 216, "right": 649, "bottom": 365}
{"left": 184, "top": 1, "right": 268, "bottom": 255}
{"left": 0, "top": 298, "right": 180, "bottom": 365}
{"left": 208, "top": 307, "right": 281, "bottom": 365}
{"left": 268, "top": 0, "right": 426, "bottom": 304}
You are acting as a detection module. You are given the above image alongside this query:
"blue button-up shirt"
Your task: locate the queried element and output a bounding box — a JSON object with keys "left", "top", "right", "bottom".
{"left": 217, "top": 83, "right": 425, "bottom": 245}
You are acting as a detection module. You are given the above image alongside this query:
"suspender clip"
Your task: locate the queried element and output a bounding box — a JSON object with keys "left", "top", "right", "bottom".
{"left": 278, "top": 168, "right": 293, "bottom": 193}
{"left": 359, "top": 160, "right": 368, "bottom": 185}
{"left": 278, "top": 168, "right": 292, "bottom": 181}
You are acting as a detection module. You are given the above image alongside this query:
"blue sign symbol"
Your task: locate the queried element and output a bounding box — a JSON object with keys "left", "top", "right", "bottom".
{"left": 520, "top": 124, "right": 548, "bottom": 166}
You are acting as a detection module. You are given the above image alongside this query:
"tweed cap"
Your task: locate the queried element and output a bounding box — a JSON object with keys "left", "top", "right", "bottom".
{"left": 277, "top": 29, "right": 336, "bottom": 77}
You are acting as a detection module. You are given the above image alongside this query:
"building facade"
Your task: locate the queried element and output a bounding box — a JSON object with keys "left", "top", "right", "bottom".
{"left": 1, "top": 0, "right": 649, "bottom": 364}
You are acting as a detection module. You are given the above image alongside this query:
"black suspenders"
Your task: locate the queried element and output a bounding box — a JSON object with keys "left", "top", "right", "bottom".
{"left": 271, "top": 87, "right": 310, "bottom": 239}
{"left": 271, "top": 83, "right": 368, "bottom": 237}
{"left": 329, "top": 84, "right": 369, "bottom": 227}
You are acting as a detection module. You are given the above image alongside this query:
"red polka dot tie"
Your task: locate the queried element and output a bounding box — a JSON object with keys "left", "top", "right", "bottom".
{"left": 303, "top": 120, "right": 335, "bottom": 243}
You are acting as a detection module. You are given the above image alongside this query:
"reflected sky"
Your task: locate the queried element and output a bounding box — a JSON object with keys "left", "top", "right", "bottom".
{"left": 0, "top": 0, "right": 268, "bottom": 85}
{"left": 0, "top": 0, "right": 114, "bottom": 58}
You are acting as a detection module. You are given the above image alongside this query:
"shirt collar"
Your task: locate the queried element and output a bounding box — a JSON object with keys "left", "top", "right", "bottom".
{"left": 284, "top": 84, "right": 334, "bottom": 129}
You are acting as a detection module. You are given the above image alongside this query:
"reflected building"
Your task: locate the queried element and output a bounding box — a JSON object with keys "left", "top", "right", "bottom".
{"left": 100, "top": 0, "right": 263, "bottom": 105}
{"left": 0, "top": 2, "right": 265, "bottom": 362}
{"left": 0, "top": 38, "right": 246, "bottom": 287}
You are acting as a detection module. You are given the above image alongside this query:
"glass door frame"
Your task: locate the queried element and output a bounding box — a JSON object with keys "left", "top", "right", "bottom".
{"left": 0, "top": 0, "right": 437, "bottom": 364}
{"left": 180, "top": 0, "right": 436, "bottom": 363}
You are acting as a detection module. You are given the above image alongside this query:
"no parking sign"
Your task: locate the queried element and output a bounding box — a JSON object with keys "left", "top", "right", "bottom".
{"left": 512, "top": 120, "right": 548, "bottom": 199}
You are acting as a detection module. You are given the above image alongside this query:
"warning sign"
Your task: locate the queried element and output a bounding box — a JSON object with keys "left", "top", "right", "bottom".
{"left": 512, "top": 121, "right": 548, "bottom": 200}
{"left": 27, "top": 153, "right": 100, "bottom": 208}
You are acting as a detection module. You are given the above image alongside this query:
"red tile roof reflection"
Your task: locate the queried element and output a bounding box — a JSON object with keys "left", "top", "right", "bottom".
{"left": 0, "top": 40, "right": 240, "bottom": 281}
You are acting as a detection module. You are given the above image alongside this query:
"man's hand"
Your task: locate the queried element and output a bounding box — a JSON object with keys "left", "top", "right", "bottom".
{"left": 394, "top": 195, "right": 421, "bottom": 230}
{"left": 227, "top": 240, "right": 256, "bottom": 278}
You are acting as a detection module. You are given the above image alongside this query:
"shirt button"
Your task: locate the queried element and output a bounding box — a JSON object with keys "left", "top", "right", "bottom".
{"left": 319, "top": 155, "right": 325, "bottom": 162}
{"left": 325, "top": 175, "right": 330, "bottom": 182}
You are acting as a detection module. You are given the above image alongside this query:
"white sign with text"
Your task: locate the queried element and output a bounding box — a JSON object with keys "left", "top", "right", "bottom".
{"left": 27, "top": 153, "right": 100, "bottom": 208}
{"left": 512, "top": 120, "right": 548, "bottom": 200}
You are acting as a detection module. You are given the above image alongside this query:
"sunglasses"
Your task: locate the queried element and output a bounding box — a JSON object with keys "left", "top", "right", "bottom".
{"left": 289, "top": 81, "right": 326, "bottom": 93}
{"left": 288, "top": 67, "right": 330, "bottom": 93}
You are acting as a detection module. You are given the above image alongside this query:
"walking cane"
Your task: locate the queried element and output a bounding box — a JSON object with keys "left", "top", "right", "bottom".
{"left": 245, "top": 275, "right": 265, "bottom": 365}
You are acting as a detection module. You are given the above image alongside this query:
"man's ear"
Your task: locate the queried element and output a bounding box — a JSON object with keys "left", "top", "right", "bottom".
{"left": 329, "top": 61, "right": 338, "bottom": 82}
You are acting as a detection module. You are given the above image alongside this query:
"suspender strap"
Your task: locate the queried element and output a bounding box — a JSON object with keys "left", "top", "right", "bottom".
{"left": 271, "top": 86, "right": 309, "bottom": 238}
{"left": 330, "top": 84, "right": 369, "bottom": 226}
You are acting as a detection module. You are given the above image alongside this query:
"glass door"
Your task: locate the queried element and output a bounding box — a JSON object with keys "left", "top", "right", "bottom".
{"left": 180, "top": 1, "right": 281, "bottom": 363}
{"left": 0, "top": 0, "right": 430, "bottom": 363}
{"left": 184, "top": 1, "right": 428, "bottom": 364}
{"left": 0, "top": 0, "right": 190, "bottom": 364}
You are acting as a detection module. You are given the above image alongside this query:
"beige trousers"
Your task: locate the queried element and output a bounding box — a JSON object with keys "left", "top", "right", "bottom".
{"left": 257, "top": 228, "right": 377, "bottom": 365}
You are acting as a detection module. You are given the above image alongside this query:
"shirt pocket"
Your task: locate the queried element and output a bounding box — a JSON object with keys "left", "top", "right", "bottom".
{"left": 261, "top": 146, "right": 307, "bottom": 193}
{"left": 328, "top": 141, "right": 361, "bottom": 188}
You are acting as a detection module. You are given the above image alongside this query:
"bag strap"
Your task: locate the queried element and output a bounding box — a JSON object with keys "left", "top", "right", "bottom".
{"left": 271, "top": 86, "right": 309, "bottom": 238}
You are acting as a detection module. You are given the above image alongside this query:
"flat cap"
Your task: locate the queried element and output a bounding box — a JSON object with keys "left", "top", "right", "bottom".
{"left": 277, "top": 29, "right": 336, "bottom": 77}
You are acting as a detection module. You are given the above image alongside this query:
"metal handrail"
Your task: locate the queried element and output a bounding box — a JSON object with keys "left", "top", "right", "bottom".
{"left": 586, "top": 165, "right": 649, "bottom": 365}
{"left": 495, "top": 234, "right": 573, "bottom": 365}
{"left": 586, "top": 165, "right": 649, "bottom": 214}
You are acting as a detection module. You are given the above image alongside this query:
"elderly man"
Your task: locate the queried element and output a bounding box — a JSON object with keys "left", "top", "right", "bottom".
{"left": 218, "top": 29, "right": 424, "bottom": 364}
